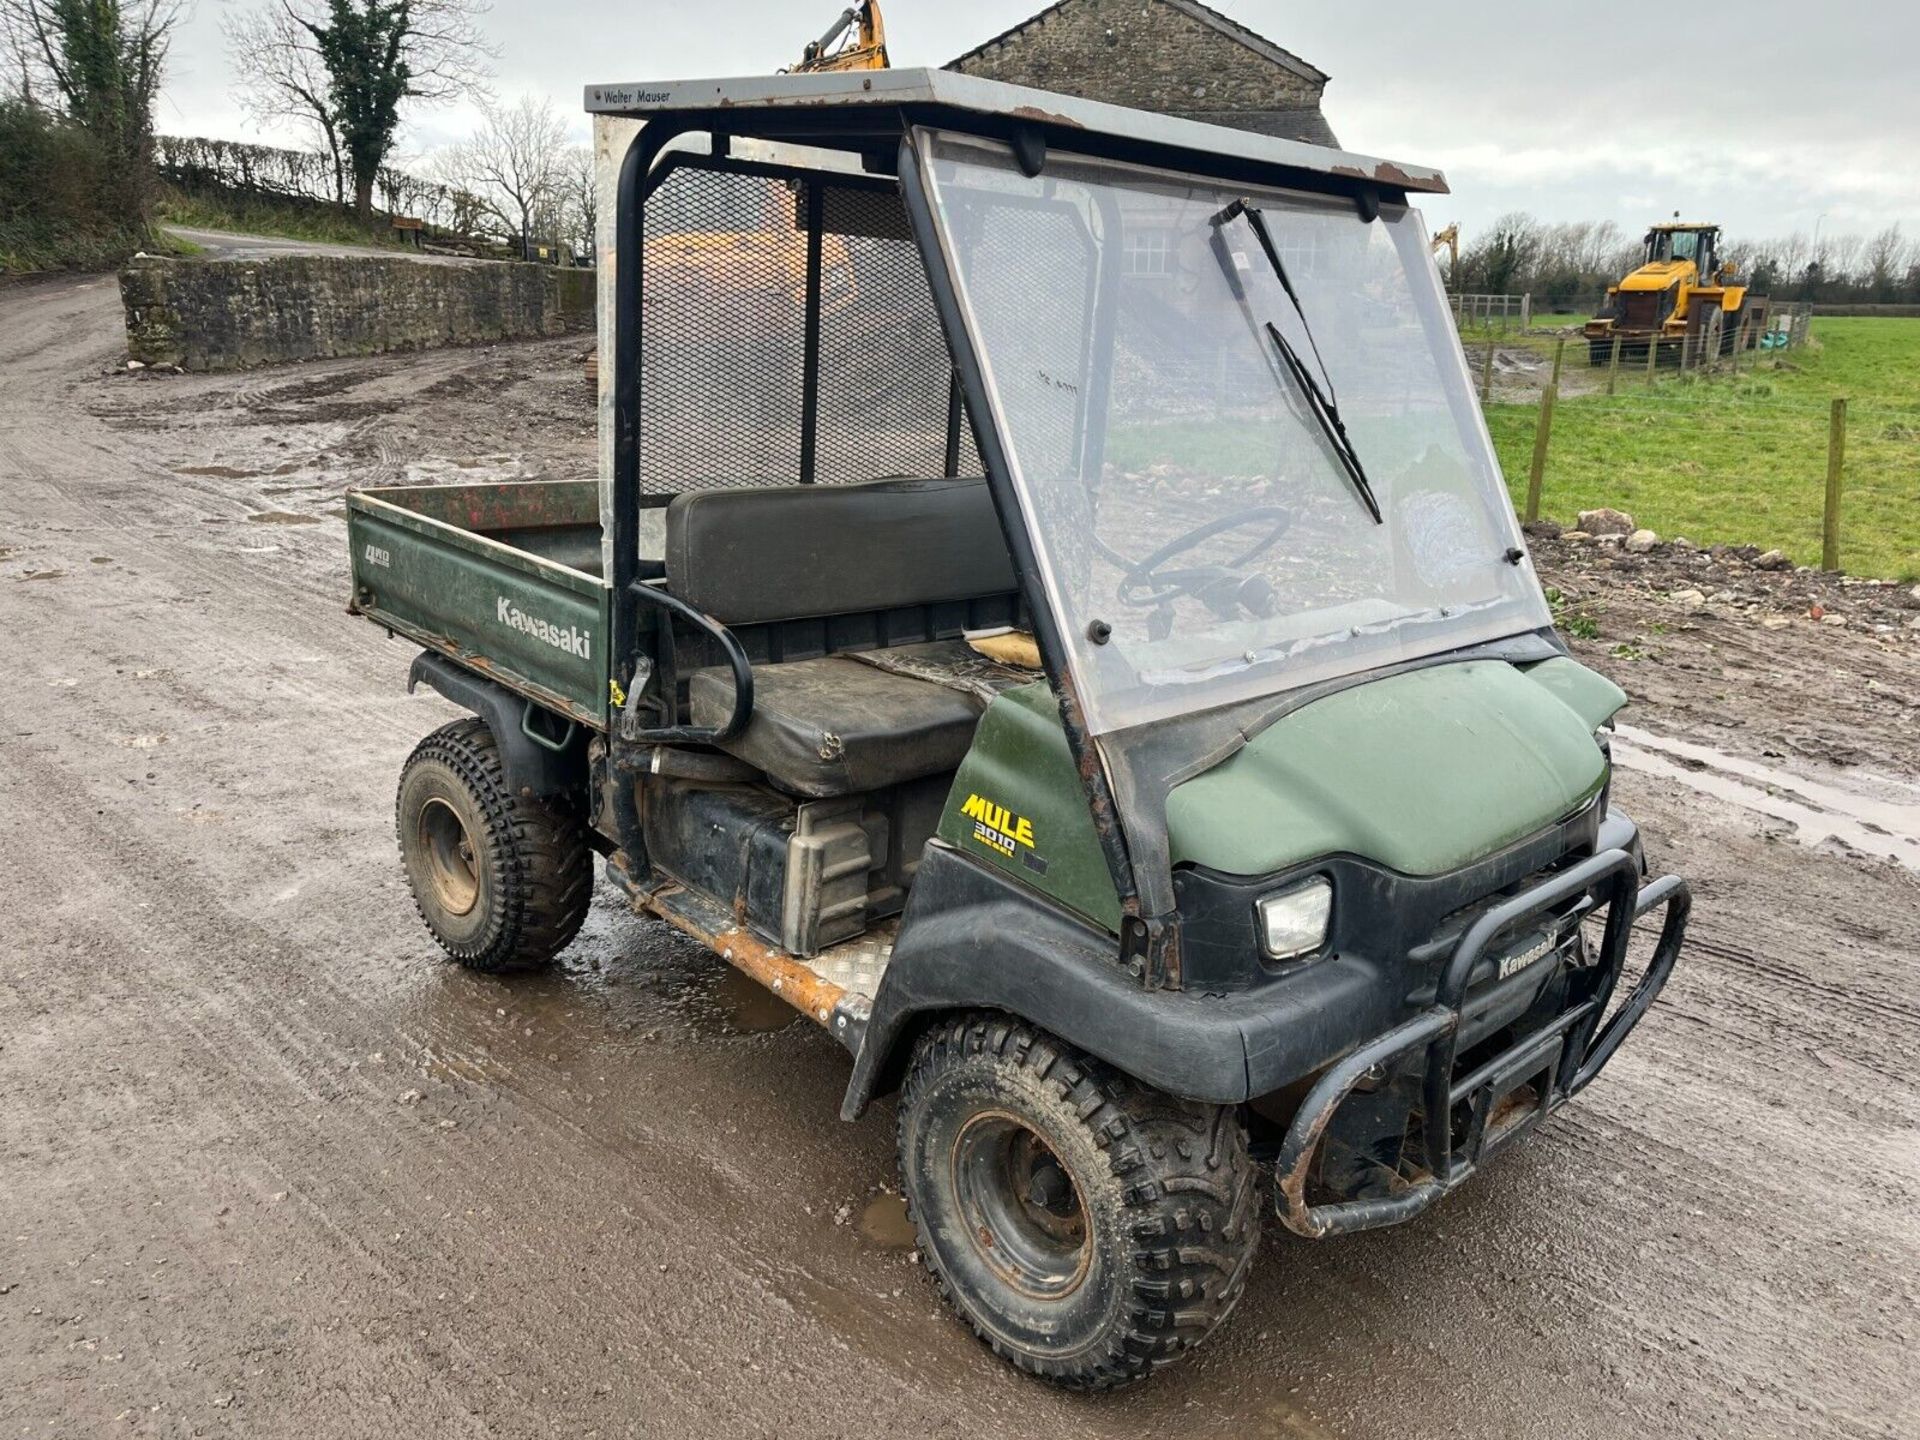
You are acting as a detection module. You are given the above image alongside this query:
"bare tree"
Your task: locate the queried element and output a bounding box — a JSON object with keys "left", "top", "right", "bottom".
{"left": 1863, "top": 225, "right": 1909, "bottom": 303}
{"left": 225, "top": 5, "right": 345, "bottom": 205}
{"left": 439, "top": 94, "right": 569, "bottom": 257}
{"left": 223, "top": 0, "right": 493, "bottom": 222}
{"left": 0, "top": 0, "right": 182, "bottom": 210}
{"left": 560, "top": 144, "right": 596, "bottom": 259}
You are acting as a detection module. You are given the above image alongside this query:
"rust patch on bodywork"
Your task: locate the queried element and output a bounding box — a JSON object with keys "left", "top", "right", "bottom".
{"left": 1009, "top": 104, "right": 1085, "bottom": 130}
{"left": 648, "top": 889, "right": 849, "bottom": 1029}
{"left": 1330, "top": 160, "right": 1448, "bottom": 194}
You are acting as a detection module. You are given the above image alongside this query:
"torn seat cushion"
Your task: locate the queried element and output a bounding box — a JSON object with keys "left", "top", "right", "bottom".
{"left": 688, "top": 646, "right": 996, "bottom": 798}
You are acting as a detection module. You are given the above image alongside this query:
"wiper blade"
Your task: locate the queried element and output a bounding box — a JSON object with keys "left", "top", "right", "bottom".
{"left": 1210, "top": 200, "right": 1384, "bottom": 525}
{"left": 1263, "top": 321, "right": 1383, "bottom": 523}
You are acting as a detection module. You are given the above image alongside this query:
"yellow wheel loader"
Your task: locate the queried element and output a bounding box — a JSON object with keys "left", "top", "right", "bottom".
{"left": 1584, "top": 223, "right": 1767, "bottom": 365}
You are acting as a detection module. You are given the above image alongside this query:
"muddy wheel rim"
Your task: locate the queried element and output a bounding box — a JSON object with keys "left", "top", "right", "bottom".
{"left": 418, "top": 797, "right": 481, "bottom": 918}
{"left": 950, "top": 1110, "right": 1091, "bottom": 1300}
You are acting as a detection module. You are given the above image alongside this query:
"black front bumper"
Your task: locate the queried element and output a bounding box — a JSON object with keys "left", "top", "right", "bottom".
{"left": 1274, "top": 847, "right": 1691, "bottom": 1238}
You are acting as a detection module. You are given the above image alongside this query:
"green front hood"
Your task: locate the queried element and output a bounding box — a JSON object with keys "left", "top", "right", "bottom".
{"left": 1167, "top": 658, "right": 1623, "bottom": 879}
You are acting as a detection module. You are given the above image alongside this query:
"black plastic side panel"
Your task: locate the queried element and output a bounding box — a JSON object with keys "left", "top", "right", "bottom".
{"left": 407, "top": 651, "right": 587, "bottom": 800}
{"left": 642, "top": 780, "right": 794, "bottom": 939}
{"left": 845, "top": 844, "right": 1269, "bottom": 1117}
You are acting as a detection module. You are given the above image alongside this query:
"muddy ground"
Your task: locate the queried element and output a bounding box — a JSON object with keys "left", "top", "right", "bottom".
{"left": 3, "top": 272, "right": 1917, "bottom": 1439}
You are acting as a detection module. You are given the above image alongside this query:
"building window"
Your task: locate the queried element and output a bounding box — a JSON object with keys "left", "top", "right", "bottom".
{"left": 1275, "top": 230, "right": 1321, "bottom": 277}
{"left": 1125, "top": 230, "right": 1171, "bottom": 277}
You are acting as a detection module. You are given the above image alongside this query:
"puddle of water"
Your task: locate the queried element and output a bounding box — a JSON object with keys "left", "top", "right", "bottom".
{"left": 696, "top": 966, "right": 800, "bottom": 1035}
{"left": 858, "top": 1192, "right": 916, "bottom": 1249}
{"left": 247, "top": 510, "right": 321, "bottom": 526}
{"left": 1613, "top": 724, "right": 1920, "bottom": 870}
{"left": 175, "top": 464, "right": 261, "bottom": 479}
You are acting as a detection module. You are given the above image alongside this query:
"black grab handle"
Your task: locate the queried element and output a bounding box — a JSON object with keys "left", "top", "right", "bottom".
{"left": 623, "top": 581, "right": 755, "bottom": 745}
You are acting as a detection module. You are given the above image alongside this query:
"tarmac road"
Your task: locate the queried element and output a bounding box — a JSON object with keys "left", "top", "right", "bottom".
{"left": 1, "top": 273, "right": 1916, "bottom": 1438}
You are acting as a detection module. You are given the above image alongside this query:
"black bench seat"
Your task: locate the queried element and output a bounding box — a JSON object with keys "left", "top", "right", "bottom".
{"left": 688, "top": 641, "right": 1032, "bottom": 797}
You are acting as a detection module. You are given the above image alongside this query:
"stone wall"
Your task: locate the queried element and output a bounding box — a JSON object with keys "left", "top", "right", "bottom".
{"left": 119, "top": 255, "right": 596, "bottom": 372}
{"left": 949, "top": 0, "right": 1328, "bottom": 134}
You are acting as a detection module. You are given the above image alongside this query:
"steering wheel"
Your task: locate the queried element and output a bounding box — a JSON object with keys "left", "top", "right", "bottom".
{"left": 1115, "top": 506, "right": 1293, "bottom": 614}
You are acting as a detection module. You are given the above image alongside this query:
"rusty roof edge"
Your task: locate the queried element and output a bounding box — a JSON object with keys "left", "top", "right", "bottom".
{"left": 582, "top": 69, "right": 1449, "bottom": 195}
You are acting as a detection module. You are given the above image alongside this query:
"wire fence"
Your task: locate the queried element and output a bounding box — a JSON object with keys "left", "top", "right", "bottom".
{"left": 1450, "top": 291, "right": 1533, "bottom": 331}
{"left": 1454, "top": 315, "right": 1917, "bottom": 578}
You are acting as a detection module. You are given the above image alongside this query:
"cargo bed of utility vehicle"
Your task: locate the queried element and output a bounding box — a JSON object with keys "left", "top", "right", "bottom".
{"left": 348, "top": 480, "right": 612, "bottom": 730}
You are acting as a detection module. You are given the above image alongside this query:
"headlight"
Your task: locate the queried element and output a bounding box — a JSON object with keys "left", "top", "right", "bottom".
{"left": 1257, "top": 877, "right": 1333, "bottom": 962}
{"left": 1596, "top": 728, "right": 1614, "bottom": 814}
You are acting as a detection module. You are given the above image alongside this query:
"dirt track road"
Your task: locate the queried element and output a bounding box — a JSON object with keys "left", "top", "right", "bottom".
{"left": 3, "top": 274, "right": 1917, "bottom": 1438}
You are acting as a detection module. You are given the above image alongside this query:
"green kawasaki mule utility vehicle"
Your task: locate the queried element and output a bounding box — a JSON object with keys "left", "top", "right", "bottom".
{"left": 344, "top": 70, "right": 1691, "bottom": 1387}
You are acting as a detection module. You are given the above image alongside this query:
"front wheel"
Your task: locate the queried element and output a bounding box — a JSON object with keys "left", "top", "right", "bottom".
{"left": 395, "top": 717, "right": 591, "bottom": 972}
{"left": 897, "top": 1014, "right": 1260, "bottom": 1389}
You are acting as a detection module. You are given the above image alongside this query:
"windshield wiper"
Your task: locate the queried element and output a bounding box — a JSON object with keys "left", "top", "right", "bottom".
{"left": 1261, "top": 320, "right": 1382, "bottom": 524}
{"left": 1211, "top": 201, "right": 1384, "bottom": 525}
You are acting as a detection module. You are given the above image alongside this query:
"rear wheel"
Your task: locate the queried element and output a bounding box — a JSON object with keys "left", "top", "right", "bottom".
{"left": 896, "top": 1014, "right": 1259, "bottom": 1389}
{"left": 1721, "top": 306, "right": 1746, "bottom": 356}
{"left": 395, "top": 718, "right": 591, "bottom": 972}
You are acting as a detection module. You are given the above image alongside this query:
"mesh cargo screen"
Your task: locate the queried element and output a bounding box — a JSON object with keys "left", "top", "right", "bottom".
{"left": 639, "top": 164, "right": 978, "bottom": 492}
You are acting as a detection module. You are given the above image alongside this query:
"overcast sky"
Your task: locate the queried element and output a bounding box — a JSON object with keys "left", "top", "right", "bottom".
{"left": 157, "top": 0, "right": 1916, "bottom": 246}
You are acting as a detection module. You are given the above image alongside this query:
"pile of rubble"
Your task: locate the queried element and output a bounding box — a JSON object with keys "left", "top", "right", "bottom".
{"left": 1527, "top": 509, "right": 1920, "bottom": 638}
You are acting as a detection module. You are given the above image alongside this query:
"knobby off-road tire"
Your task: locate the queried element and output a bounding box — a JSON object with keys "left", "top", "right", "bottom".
{"left": 395, "top": 718, "right": 591, "bottom": 973}
{"left": 897, "top": 1013, "right": 1260, "bottom": 1389}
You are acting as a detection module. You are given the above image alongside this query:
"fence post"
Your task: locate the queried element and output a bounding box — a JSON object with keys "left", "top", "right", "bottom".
{"left": 1822, "top": 397, "right": 1848, "bottom": 571}
{"left": 1606, "top": 336, "right": 1623, "bottom": 396}
{"left": 1549, "top": 336, "right": 1567, "bottom": 392}
{"left": 1525, "top": 383, "right": 1557, "bottom": 523}
{"left": 1521, "top": 294, "right": 1533, "bottom": 330}
{"left": 1646, "top": 335, "right": 1660, "bottom": 386}
{"left": 1733, "top": 316, "right": 1750, "bottom": 374}
{"left": 1480, "top": 339, "right": 1496, "bottom": 404}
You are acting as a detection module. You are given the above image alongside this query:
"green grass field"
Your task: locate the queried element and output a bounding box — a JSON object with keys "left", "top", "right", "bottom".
{"left": 1487, "top": 317, "right": 1920, "bottom": 580}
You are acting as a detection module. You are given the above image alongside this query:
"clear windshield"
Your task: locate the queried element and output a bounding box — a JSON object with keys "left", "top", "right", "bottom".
{"left": 917, "top": 131, "right": 1552, "bottom": 733}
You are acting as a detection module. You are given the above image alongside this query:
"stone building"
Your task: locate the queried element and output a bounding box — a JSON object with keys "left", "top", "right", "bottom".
{"left": 947, "top": 0, "right": 1340, "bottom": 147}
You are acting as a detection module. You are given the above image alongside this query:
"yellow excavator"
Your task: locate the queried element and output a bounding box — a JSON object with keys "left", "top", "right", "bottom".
{"left": 792, "top": 2, "right": 889, "bottom": 73}
{"left": 1430, "top": 223, "right": 1460, "bottom": 291}
{"left": 645, "top": 5, "right": 888, "bottom": 327}
{"left": 1584, "top": 221, "right": 1766, "bottom": 365}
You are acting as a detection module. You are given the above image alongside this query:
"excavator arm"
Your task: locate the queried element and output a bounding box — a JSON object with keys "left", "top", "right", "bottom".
{"left": 793, "top": 1, "right": 889, "bottom": 73}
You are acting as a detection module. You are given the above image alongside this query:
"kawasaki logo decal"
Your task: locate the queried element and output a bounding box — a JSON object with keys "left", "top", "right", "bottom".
{"left": 1497, "top": 925, "right": 1565, "bottom": 981}
{"left": 497, "top": 596, "right": 591, "bottom": 660}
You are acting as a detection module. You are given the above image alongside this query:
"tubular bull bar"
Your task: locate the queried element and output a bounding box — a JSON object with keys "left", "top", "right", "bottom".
{"left": 1275, "top": 848, "right": 1691, "bottom": 1238}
